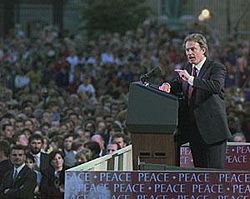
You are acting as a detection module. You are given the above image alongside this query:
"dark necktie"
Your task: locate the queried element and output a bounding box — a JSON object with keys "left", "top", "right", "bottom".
{"left": 188, "top": 67, "right": 198, "bottom": 100}
{"left": 13, "top": 168, "right": 18, "bottom": 181}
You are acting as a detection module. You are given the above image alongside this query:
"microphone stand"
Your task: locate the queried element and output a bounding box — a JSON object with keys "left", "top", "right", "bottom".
{"left": 140, "top": 65, "right": 160, "bottom": 85}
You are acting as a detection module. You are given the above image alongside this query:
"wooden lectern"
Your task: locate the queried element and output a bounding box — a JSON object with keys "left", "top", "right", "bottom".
{"left": 126, "top": 82, "right": 179, "bottom": 170}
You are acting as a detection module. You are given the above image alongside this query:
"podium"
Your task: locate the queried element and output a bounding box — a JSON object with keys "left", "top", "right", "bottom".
{"left": 126, "top": 82, "right": 179, "bottom": 169}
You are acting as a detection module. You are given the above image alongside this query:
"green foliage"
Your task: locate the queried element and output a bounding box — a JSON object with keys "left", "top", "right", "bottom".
{"left": 80, "top": 0, "right": 151, "bottom": 38}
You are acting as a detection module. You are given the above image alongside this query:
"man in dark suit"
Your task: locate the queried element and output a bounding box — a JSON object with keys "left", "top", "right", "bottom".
{"left": 28, "top": 133, "right": 50, "bottom": 176}
{"left": 159, "top": 33, "right": 231, "bottom": 169}
{"left": 0, "top": 145, "right": 37, "bottom": 199}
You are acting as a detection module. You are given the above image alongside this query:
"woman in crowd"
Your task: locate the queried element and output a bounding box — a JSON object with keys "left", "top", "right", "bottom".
{"left": 40, "top": 150, "right": 65, "bottom": 199}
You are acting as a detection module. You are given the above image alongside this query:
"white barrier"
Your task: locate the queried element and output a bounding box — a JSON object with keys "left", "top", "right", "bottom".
{"left": 67, "top": 145, "right": 133, "bottom": 172}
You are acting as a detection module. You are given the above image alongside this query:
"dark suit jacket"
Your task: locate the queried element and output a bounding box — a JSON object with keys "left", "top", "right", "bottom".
{"left": 30, "top": 152, "right": 51, "bottom": 176}
{"left": 40, "top": 167, "right": 65, "bottom": 199}
{"left": 0, "top": 165, "right": 37, "bottom": 199}
{"left": 40, "top": 152, "right": 50, "bottom": 175}
{"left": 170, "top": 59, "right": 231, "bottom": 144}
{"left": 0, "top": 160, "right": 12, "bottom": 185}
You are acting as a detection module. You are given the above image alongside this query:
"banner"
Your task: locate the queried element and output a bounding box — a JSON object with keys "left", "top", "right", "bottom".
{"left": 180, "top": 143, "right": 250, "bottom": 170}
{"left": 65, "top": 170, "right": 250, "bottom": 198}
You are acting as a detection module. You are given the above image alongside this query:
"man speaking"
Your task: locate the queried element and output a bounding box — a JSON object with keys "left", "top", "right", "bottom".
{"left": 159, "top": 33, "right": 231, "bottom": 169}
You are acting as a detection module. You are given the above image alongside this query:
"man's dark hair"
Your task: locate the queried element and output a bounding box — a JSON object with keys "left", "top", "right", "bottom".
{"left": 112, "top": 132, "right": 130, "bottom": 145}
{"left": 2, "top": 123, "right": 12, "bottom": 131}
{"left": 183, "top": 33, "right": 209, "bottom": 55}
{"left": 63, "top": 133, "right": 75, "bottom": 141}
{"left": 26, "top": 153, "right": 35, "bottom": 162}
{"left": 68, "top": 112, "right": 79, "bottom": 117}
{"left": 11, "top": 144, "right": 27, "bottom": 152}
{"left": 28, "top": 133, "right": 44, "bottom": 144}
{"left": 22, "top": 128, "right": 32, "bottom": 135}
{"left": 111, "top": 132, "right": 126, "bottom": 141}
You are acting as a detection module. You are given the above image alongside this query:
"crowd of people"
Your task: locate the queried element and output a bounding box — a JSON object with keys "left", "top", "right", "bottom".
{"left": 0, "top": 19, "right": 249, "bottom": 198}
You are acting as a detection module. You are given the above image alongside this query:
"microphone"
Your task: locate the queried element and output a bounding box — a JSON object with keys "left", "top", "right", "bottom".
{"left": 140, "top": 65, "right": 162, "bottom": 82}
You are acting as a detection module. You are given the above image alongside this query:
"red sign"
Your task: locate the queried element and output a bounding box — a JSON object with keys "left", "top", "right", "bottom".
{"left": 180, "top": 143, "right": 250, "bottom": 170}
{"left": 65, "top": 171, "right": 250, "bottom": 198}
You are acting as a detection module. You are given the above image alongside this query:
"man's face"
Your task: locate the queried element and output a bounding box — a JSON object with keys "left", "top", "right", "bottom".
{"left": 15, "top": 122, "right": 24, "bottom": 131}
{"left": 51, "top": 121, "right": 60, "bottom": 131}
{"left": 3, "top": 125, "right": 14, "bottom": 138}
{"left": 105, "top": 116, "right": 113, "bottom": 129}
{"left": 24, "top": 120, "right": 33, "bottom": 131}
{"left": 64, "top": 136, "right": 74, "bottom": 151}
{"left": 30, "top": 139, "right": 43, "bottom": 154}
{"left": 97, "top": 121, "right": 106, "bottom": 132}
{"left": 24, "top": 106, "right": 33, "bottom": 116}
{"left": 107, "top": 144, "right": 118, "bottom": 154}
{"left": 113, "top": 137, "right": 126, "bottom": 148}
{"left": 42, "top": 112, "right": 51, "bottom": 123}
{"left": 185, "top": 41, "right": 206, "bottom": 65}
{"left": 10, "top": 149, "right": 26, "bottom": 166}
{"left": 69, "top": 114, "right": 78, "bottom": 124}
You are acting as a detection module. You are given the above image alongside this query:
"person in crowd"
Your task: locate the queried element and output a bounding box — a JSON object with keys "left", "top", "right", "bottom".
{"left": 41, "top": 136, "right": 51, "bottom": 153}
{"left": 13, "top": 131, "right": 29, "bottom": 146}
{"left": 102, "top": 114, "right": 114, "bottom": 142}
{"left": 40, "top": 150, "right": 65, "bottom": 199}
{"left": 77, "top": 76, "right": 96, "bottom": 101}
{"left": 25, "top": 153, "right": 42, "bottom": 197}
{"left": 75, "top": 148, "right": 93, "bottom": 165}
{"left": 111, "top": 133, "right": 128, "bottom": 149}
{"left": 14, "top": 119, "right": 24, "bottom": 132}
{"left": 84, "top": 141, "right": 101, "bottom": 160}
{"left": 230, "top": 132, "right": 246, "bottom": 142}
{"left": 0, "top": 140, "right": 11, "bottom": 185}
{"left": 1, "top": 123, "right": 15, "bottom": 143}
{"left": 107, "top": 142, "right": 121, "bottom": 154}
{"left": 22, "top": 128, "right": 32, "bottom": 139}
{"left": 71, "top": 140, "right": 85, "bottom": 152}
{"left": 49, "top": 135, "right": 64, "bottom": 151}
{"left": 0, "top": 145, "right": 37, "bottom": 199}
{"left": 62, "top": 133, "right": 76, "bottom": 168}
{"left": 91, "top": 134, "right": 107, "bottom": 156}
{"left": 28, "top": 133, "right": 51, "bottom": 176}
{"left": 159, "top": 33, "right": 231, "bottom": 169}
{"left": 83, "top": 121, "right": 95, "bottom": 139}
{"left": 68, "top": 112, "right": 81, "bottom": 129}
{"left": 24, "top": 119, "right": 35, "bottom": 131}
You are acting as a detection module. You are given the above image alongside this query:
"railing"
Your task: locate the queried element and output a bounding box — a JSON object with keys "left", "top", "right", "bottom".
{"left": 67, "top": 145, "right": 133, "bottom": 172}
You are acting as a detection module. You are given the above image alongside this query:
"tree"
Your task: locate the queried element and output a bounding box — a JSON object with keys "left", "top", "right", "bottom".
{"left": 79, "top": 0, "right": 151, "bottom": 38}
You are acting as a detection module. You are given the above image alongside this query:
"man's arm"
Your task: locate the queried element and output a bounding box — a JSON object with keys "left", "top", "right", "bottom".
{"left": 5, "top": 170, "right": 37, "bottom": 199}
{"left": 194, "top": 62, "right": 226, "bottom": 94}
